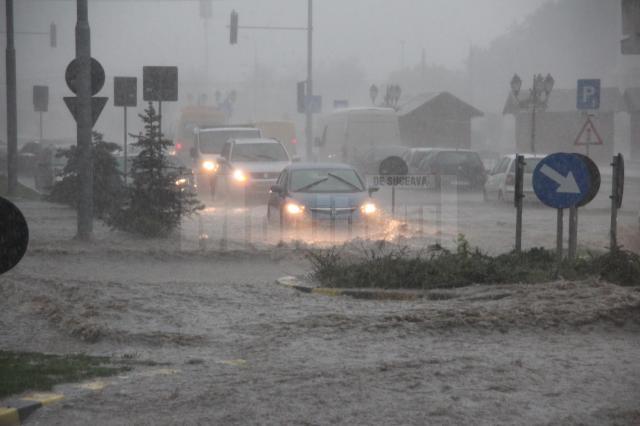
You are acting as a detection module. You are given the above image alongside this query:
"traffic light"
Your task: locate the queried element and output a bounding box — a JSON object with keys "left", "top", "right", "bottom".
{"left": 49, "top": 22, "right": 56, "bottom": 48}
{"left": 230, "top": 10, "right": 238, "bottom": 45}
{"left": 297, "top": 81, "right": 306, "bottom": 113}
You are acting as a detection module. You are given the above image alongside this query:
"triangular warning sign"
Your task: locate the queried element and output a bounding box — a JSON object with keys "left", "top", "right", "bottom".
{"left": 574, "top": 117, "right": 603, "bottom": 146}
{"left": 64, "top": 96, "right": 108, "bottom": 127}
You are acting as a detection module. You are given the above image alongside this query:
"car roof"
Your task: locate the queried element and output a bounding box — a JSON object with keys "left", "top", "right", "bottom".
{"left": 502, "top": 153, "right": 548, "bottom": 159}
{"left": 231, "top": 138, "right": 280, "bottom": 145}
{"left": 198, "top": 126, "right": 260, "bottom": 132}
{"left": 286, "top": 162, "right": 356, "bottom": 171}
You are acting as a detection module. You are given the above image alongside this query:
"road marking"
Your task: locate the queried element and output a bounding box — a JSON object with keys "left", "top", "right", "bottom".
{"left": 77, "top": 380, "right": 109, "bottom": 391}
{"left": 540, "top": 165, "right": 581, "bottom": 193}
{"left": 220, "top": 359, "right": 247, "bottom": 367}
{"left": 21, "top": 393, "right": 64, "bottom": 406}
{"left": 0, "top": 407, "right": 20, "bottom": 426}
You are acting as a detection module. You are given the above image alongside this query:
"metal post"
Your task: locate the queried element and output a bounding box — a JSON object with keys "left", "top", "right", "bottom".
{"left": 39, "top": 112, "right": 43, "bottom": 140}
{"left": 391, "top": 185, "right": 396, "bottom": 217}
{"left": 568, "top": 206, "right": 578, "bottom": 260}
{"left": 305, "top": 0, "right": 313, "bottom": 161}
{"left": 610, "top": 155, "right": 619, "bottom": 251}
{"left": 515, "top": 155, "right": 524, "bottom": 253}
{"left": 419, "top": 205, "right": 424, "bottom": 235}
{"left": 158, "top": 100, "right": 163, "bottom": 142}
{"left": 123, "top": 106, "right": 128, "bottom": 184}
{"left": 5, "top": 0, "right": 17, "bottom": 196}
{"left": 556, "top": 208, "right": 563, "bottom": 262}
{"left": 76, "top": 0, "right": 94, "bottom": 241}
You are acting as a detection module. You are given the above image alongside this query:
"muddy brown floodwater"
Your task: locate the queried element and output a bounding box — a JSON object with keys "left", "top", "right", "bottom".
{"left": 0, "top": 200, "right": 639, "bottom": 425}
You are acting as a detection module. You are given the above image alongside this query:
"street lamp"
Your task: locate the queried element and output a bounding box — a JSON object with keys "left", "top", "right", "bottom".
{"left": 510, "top": 73, "right": 554, "bottom": 153}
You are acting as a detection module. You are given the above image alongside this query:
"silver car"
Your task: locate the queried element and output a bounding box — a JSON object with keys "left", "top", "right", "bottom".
{"left": 484, "top": 153, "right": 546, "bottom": 202}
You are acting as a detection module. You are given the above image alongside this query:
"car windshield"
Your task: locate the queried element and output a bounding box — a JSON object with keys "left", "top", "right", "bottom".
{"left": 231, "top": 143, "right": 289, "bottom": 162}
{"left": 198, "top": 129, "right": 260, "bottom": 154}
{"left": 290, "top": 169, "right": 364, "bottom": 193}
{"left": 410, "top": 151, "right": 432, "bottom": 167}
{"left": 435, "top": 151, "right": 481, "bottom": 166}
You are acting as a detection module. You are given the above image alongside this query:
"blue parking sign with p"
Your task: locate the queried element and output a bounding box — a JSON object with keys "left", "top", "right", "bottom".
{"left": 577, "top": 79, "right": 600, "bottom": 110}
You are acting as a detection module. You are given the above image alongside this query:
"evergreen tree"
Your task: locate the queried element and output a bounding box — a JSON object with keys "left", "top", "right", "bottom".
{"left": 47, "top": 131, "right": 124, "bottom": 219}
{"left": 110, "top": 103, "right": 203, "bottom": 237}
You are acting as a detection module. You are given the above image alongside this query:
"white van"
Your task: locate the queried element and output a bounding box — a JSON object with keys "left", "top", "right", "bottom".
{"left": 315, "top": 108, "right": 401, "bottom": 169}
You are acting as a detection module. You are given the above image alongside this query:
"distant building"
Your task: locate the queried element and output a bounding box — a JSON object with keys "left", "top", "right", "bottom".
{"left": 503, "top": 88, "right": 626, "bottom": 164}
{"left": 624, "top": 88, "right": 640, "bottom": 160}
{"left": 397, "top": 92, "right": 484, "bottom": 149}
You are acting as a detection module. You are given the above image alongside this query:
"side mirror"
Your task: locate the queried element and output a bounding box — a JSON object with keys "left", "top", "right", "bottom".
{"left": 368, "top": 187, "right": 379, "bottom": 197}
{"left": 190, "top": 147, "right": 198, "bottom": 159}
{"left": 270, "top": 184, "right": 283, "bottom": 194}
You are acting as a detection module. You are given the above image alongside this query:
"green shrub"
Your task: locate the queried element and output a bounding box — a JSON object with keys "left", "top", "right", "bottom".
{"left": 306, "top": 237, "right": 640, "bottom": 289}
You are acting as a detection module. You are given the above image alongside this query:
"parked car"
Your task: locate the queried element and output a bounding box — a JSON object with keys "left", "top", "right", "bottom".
{"left": 356, "top": 145, "right": 409, "bottom": 176}
{"left": 217, "top": 138, "right": 291, "bottom": 202}
{"left": 267, "top": 162, "right": 380, "bottom": 228}
{"left": 403, "top": 147, "right": 437, "bottom": 174}
{"left": 484, "top": 153, "right": 546, "bottom": 202}
{"left": 416, "top": 148, "right": 486, "bottom": 190}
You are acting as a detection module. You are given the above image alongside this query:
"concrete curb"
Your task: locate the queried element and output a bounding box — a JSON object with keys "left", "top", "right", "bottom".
{"left": 0, "top": 393, "right": 63, "bottom": 425}
{"left": 276, "top": 276, "right": 425, "bottom": 300}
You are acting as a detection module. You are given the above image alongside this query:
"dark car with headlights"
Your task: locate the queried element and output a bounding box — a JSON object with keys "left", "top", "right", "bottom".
{"left": 267, "top": 163, "right": 380, "bottom": 228}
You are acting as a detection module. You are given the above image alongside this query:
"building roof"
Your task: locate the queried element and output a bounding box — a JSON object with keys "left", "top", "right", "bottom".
{"left": 398, "top": 92, "right": 484, "bottom": 118}
{"left": 624, "top": 87, "right": 640, "bottom": 112}
{"left": 503, "top": 87, "right": 626, "bottom": 115}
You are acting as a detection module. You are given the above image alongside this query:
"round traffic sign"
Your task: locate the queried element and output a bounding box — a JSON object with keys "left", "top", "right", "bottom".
{"left": 532, "top": 153, "right": 592, "bottom": 209}
{"left": 65, "top": 57, "right": 105, "bottom": 96}
{"left": 0, "top": 196, "right": 29, "bottom": 275}
{"left": 379, "top": 156, "right": 408, "bottom": 176}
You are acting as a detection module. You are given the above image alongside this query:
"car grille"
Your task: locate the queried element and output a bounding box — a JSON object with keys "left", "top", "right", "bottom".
{"left": 309, "top": 207, "right": 357, "bottom": 217}
{"left": 250, "top": 172, "right": 279, "bottom": 180}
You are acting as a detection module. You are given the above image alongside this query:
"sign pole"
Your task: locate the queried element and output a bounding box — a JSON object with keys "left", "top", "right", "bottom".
{"left": 158, "top": 100, "right": 163, "bottom": 142}
{"left": 5, "top": 0, "right": 18, "bottom": 196}
{"left": 609, "top": 154, "right": 623, "bottom": 251}
{"left": 391, "top": 184, "right": 396, "bottom": 217}
{"left": 568, "top": 206, "right": 578, "bottom": 260}
{"left": 556, "top": 208, "right": 563, "bottom": 262}
{"left": 123, "top": 106, "right": 128, "bottom": 185}
{"left": 39, "top": 112, "right": 43, "bottom": 140}
{"left": 514, "top": 155, "right": 525, "bottom": 253}
{"left": 75, "top": 0, "right": 94, "bottom": 241}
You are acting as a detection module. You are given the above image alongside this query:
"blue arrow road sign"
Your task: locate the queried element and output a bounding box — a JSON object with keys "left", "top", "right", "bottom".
{"left": 532, "top": 153, "right": 592, "bottom": 209}
{"left": 577, "top": 79, "right": 600, "bottom": 110}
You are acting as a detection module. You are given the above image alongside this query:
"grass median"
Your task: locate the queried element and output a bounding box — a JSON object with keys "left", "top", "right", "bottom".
{"left": 306, "top": 235, "right": 640, "bottom": 289}
{"left": 0, "top": 351, "right": 131, "bottom": 399}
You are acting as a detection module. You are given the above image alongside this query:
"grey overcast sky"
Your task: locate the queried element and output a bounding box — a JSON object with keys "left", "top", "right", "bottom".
{"left": 11, "top": 0, "right": 548, "bottom": 83}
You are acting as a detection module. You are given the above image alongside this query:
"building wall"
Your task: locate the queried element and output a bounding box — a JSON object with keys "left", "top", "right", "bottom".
{"left": 399, "top": 114, "right": 471, "bottom": 149}
{"left": 515, "top": 111, "right": 614, "bottom": 165}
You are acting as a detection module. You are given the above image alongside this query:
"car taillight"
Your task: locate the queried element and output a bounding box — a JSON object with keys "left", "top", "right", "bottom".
{"left": 506, "top": 174, "right": 515, "bottom": 186}
{"left": 175, "top": 140, "right": 184, "bottom": 151}
{"left": 291, "top": 138, "right": 298, "bottom": 145}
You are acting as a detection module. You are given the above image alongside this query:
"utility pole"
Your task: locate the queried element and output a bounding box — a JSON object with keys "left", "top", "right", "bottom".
{"left": 75, "top": 0, "right": 94, "bottom": 241}
{"left": 5, "top": 0, "right": 17, "bottom": 196}
{"left": 305, "top": 0, "right": 313, "bottom": 161}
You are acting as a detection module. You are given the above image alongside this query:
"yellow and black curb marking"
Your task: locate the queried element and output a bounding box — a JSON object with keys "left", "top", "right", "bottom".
{"left": 0, "top": 392, "right": 63, "bottom": 426}
{"left": 276, "top": 276, "right": 423, "bottom": 301}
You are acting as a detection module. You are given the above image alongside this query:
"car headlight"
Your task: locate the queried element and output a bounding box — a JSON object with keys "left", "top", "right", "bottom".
{"left": 232, "top": 169, "right": 248, "bottom": 183}
{"left": 360, "top": 202, "right": 377, "bottom": 215}
{"left": 175, "top": 177, "right": 188, "bottom": 186}
{"left": 202, "top": 160, "right": 218, "bottom": 172}
{"left": 285, "top": 202, "right": 305, "bottom": 215}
